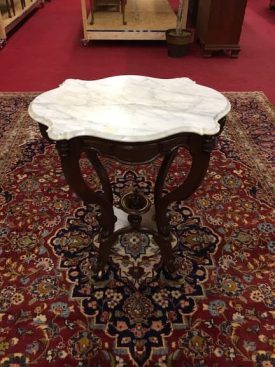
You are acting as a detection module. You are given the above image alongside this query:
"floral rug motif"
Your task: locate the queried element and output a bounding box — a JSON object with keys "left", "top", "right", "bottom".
{"left": 0, "top": 92, "right": 274, "bottom": 367}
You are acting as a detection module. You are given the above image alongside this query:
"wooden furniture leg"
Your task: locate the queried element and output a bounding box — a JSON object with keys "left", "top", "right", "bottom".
{"left": 55, "top": 139, "right": 116, "bottom": 272}
{"left": 21, "top": 0, "right": 26, "bottom": 9}
{"left": 121, "top": 0, "right": 126, "bottom": 24}
{"left": 5, "top": 0, "right": 12, "bottom": 17}
{"left": 5, "top": 0, "right": 16, "bottom": 17}
{"left": 90, "top": 0, "right": 94, "bottom": 24}
{"left": 11, "top": 0, "right": 16, "bottom": 15}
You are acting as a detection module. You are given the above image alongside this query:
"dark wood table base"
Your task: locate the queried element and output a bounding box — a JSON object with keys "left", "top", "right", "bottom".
{"left": 39, "top": 117, "right": 226, "bottom": 274}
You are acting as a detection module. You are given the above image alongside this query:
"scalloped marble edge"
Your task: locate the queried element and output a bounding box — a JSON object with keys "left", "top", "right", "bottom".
{"left": 28, "top": 76, "right": 231, "bottom": 142}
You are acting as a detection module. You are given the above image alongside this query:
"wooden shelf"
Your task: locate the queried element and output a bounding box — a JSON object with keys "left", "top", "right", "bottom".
{"left": 81, "top": 0, "right": 176, "bottom": 43}
{"left": 0, "top": 0, "right": 42, "bottom": 47}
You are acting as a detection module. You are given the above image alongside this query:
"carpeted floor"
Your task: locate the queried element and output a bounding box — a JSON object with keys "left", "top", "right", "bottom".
{"left": 0, "top": 92, "right": 274, "bottom": 367}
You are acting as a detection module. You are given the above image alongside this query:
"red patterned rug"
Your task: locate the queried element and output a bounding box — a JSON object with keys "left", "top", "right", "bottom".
{"left": 0, "top": 92, "right": 274, "bottom": 367}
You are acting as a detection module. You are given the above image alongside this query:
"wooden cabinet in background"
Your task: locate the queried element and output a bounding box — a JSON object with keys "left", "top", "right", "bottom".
{"left": 196, "top": 0, "right": 247, "bottom": 57}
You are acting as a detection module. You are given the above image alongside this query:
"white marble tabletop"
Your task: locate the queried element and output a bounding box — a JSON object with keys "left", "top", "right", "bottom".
{"left": 28, "top": 76, "right": 231, "bottom": 142}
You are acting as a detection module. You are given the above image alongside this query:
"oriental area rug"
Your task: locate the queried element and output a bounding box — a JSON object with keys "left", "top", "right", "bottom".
{"left": 0, "top": 92, "right": 274, "bottom": 367}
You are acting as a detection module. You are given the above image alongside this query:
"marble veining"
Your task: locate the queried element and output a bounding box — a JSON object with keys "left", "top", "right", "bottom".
{"left": 28, "top": 76, "right": 231, "bottom": 142}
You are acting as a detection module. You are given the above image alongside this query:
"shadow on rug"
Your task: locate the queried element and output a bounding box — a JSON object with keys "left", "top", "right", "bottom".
{"left": 0, "top": 92, "right": 274, "bottom": 367}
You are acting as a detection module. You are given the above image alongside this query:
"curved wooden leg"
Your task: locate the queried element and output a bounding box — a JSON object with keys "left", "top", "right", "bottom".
{"left": 86, "top": 148, "right": 116, "bottom": 269}
{"left": 153, "top": 148, "right": 180, "bottom": 271}
{"left": 56, "top": 140, "right": 117, "bottom": 271}
{"left": 153, "top": 135, "right": 217, "bottom": 271}
{"left": 56, "top": 140, "right": 115, "bottom": 237}
{"left": 155, "top": 135, "right": 214, "bottom": 235}
{"left": 154, "top": 148, "right": 179, "bottom": 236}
{"left": 86, "top": 149, "right": 113, "bottom": 204}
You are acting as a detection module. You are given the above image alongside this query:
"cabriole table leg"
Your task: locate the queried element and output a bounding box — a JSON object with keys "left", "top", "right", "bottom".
{"left": 55, "top": 140, "right": 116, "bottom": 272}
{"left": 154, "top": 134, "right": 217, "bottom": 270}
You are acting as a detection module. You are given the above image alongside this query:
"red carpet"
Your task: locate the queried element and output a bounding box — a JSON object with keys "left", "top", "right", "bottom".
{"left": 0, "top": 92, "right": 274, "bottom": 367}
{"left": 0, "top": 0, "right": 274, "bottom": 104}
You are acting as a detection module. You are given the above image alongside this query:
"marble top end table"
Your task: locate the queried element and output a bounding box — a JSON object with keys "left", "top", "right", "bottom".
{"left": 29, "top": 76, "right": 230, "bottom": 274}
